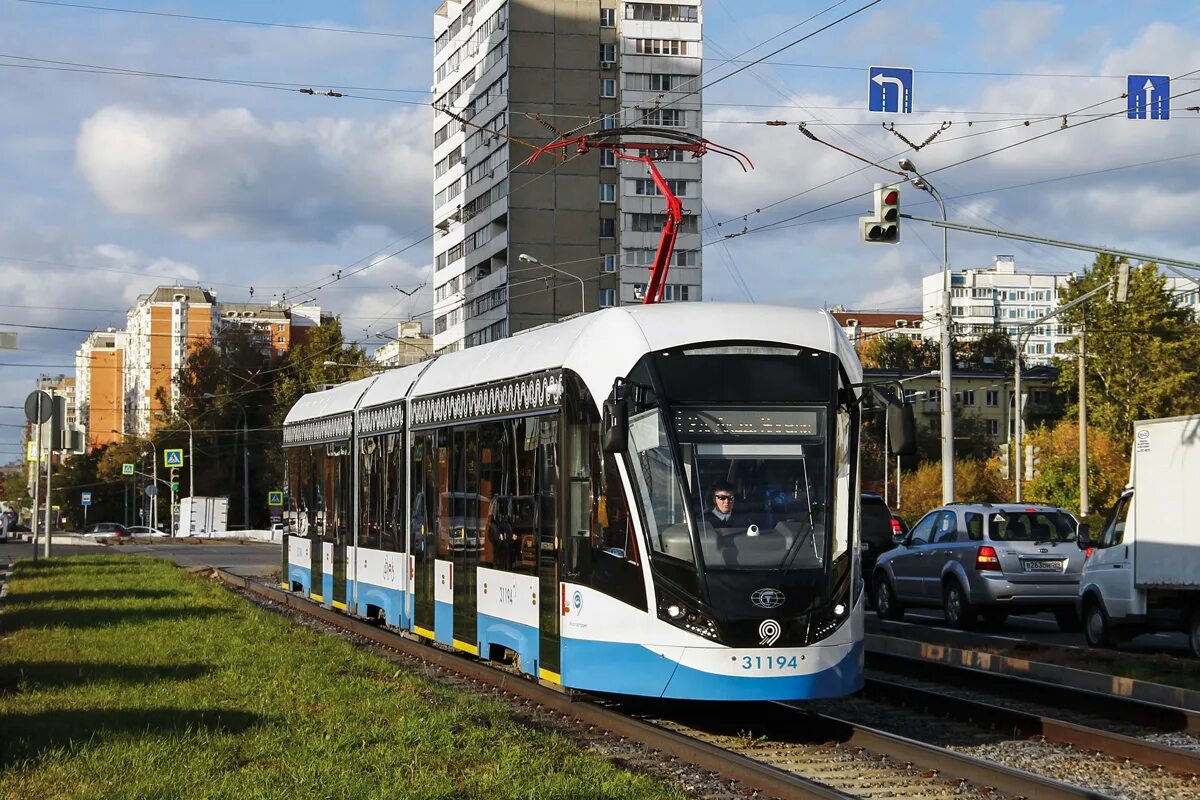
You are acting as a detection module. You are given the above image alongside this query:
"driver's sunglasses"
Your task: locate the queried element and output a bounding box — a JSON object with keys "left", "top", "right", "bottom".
{"left": 714, "top": 494, "right": 735, "bottom": 501}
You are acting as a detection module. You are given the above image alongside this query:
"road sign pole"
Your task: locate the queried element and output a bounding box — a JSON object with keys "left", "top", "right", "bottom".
{"left": 31, "top": 420, "right": 41, "bottom": 562}
{"left": 44, "top": 433, "right": 52, "bottom": 559}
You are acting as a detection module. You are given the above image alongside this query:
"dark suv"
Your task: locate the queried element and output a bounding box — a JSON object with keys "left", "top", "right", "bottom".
{"left": 860, "top": 493, "right": 901, "bottom": 600}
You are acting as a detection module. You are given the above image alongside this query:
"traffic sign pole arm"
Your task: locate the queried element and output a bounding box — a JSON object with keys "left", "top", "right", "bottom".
{"left": 901, "top": 214, "right": 1200, "bottom": 288}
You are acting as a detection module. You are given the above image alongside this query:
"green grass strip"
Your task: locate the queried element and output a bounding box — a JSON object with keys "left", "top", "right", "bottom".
{"left": 0, "top": 556, "right": 685, "bottom": 800}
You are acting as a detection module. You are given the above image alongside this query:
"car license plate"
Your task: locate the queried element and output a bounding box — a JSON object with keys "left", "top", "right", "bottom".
{"left": 1023, "top": 559, "right": 1063, "bottom": 572}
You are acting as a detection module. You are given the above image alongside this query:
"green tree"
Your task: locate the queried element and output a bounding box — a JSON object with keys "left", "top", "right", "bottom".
{"left": 958, "top": 329, "right": 1016, "bottom": 372}
{"left": 271, "top": 319, "right": 366, "bottom": 424}
{"left": 1054, "top": 255, "right": 1200, "bottom": 450}
{"left": 858, "top": 335, "right": 939, "bottom": 371}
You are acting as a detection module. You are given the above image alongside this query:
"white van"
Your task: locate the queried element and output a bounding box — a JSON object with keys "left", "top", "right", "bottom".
{"left": 1078, "top": 415, "right": 1200, "bottom": 656}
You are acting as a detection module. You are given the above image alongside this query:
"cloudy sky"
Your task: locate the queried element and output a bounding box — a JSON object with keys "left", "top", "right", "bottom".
{"left": 2, "top": 0, "right": 1199, "bottom": 460}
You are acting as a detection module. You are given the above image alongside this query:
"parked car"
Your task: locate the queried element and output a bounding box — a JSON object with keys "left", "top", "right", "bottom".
{"left": 872, "top": 502, "right": 1085, "bottom": 630}
{"left": 84, "top": 522, "right": 129, "bottom": 538}
{"left": 860, "top": 493, "right": 903, "bottom": 602}
{"left": 125, "top": 525, "right": 167, "bottom": 537}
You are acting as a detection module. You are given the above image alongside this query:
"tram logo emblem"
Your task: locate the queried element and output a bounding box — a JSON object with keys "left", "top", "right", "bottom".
{"left": 751, "top": 588, "right": 785, "bottom": 609}
{"left": 758, "top": 619, "right": 782, "bottom": 646}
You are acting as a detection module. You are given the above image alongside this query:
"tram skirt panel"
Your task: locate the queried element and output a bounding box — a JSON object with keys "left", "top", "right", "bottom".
{"left": 476, "top": 567, "right": 539, "bottom": 676}
{"left": 287, "top": 536, "right": 313, "bottom": 596}
{"left": 434, "top": 559, "right": 454, "bottom": 647}
{"left": 353, "top": 546, "right": 409, "bottom": 628}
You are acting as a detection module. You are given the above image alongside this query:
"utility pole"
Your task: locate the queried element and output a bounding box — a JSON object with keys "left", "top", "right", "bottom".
{"left": 898, "top": 160, "right": 955, "bottom": 504}
{"left": 1078, "top": 315, "right": 1089, "bottom": 517}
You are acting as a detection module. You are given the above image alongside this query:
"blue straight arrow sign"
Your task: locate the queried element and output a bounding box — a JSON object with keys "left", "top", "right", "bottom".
{"left": 1127, "top": 74, "right": 1170, "bottom": 120}
{"left": 868, "top": 66, "right": 914, "bottom": 113}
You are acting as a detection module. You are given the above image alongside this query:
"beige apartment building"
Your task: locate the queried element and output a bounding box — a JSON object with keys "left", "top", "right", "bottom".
{"left": 431, "top": 0, "right": 704, "bottom": 352}
{"left": 75, "top": 328, "right": 127, "bottom": 451}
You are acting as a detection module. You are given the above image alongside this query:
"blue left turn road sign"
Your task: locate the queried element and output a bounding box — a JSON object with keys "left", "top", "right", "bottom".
{"left": 868, "top": 66, "right": 914, "bottom": 113}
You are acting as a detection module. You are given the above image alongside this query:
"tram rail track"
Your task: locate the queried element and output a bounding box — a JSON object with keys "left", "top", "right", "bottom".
{"left": 861, "top": 675, "right": 1200, "bottom": 776}
{"left": 214, "top": 569, "right": 1136, "bottom": 800}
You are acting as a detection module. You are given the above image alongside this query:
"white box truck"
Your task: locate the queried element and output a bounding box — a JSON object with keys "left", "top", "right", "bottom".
{"left": 1078, "top": 414, "right": 1200, "bottom": 656}
{"left": 178, "top": 496, "right": 229, "bottom": 537}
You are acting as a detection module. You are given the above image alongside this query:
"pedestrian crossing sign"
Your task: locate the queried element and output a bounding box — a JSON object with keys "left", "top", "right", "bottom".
{"left": 122, "top": 463, "right": 135, "bottom": 475}
{"left": 268, "top": 491, "right": 284, "bottom": 507}
{"left": 164, "top": 449, "right": 184, "bottom": 467}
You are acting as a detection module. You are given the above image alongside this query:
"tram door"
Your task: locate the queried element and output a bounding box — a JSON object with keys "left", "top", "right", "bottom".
{"left": 411, "top": 431, "right": 439, "bottom": 638}
{"left": 537, "top": 416, "right": 562, "bottom": 679}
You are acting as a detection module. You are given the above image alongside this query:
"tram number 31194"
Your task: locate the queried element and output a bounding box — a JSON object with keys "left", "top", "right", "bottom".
{"left": 741, "top": 655, "right": 800, "bottom": 671}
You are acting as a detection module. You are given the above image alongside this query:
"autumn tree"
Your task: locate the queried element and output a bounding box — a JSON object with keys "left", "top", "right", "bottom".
{"left": 894, "top": 457, "right": 1009, "bottom": 522}
{"left": 1054, "top": 255, "right": 1200, "bottom": 450}
{"left": 1022, "top": 419, "right": 1129, "bottom": 527}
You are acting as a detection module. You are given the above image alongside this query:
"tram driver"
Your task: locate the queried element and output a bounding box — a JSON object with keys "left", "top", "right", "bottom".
{"left": 703, "top": 482, "right": 753, "bottom": 537}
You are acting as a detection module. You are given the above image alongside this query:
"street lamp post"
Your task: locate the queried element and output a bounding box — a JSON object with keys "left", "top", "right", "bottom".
{"left": 517, "top": 253, "right": 586, "bottom": 315}
{"left": 204, "top": 394, "right": 249, "bottom": 530}
{"left": 900, "top": 159, "right": 954, "bottom": 504}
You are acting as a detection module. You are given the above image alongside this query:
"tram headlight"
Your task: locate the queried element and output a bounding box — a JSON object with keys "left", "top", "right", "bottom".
{"left": 656, "top": 588, "right": 720, "bottom": 640}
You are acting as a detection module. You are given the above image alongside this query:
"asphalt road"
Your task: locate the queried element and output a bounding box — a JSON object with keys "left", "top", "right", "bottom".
{"left": 0, "top": 538, "right": 281, "bottom": 579}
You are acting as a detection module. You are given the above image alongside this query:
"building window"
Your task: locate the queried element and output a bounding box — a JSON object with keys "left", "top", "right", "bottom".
{"left": 986, "top": 389, "right": 999, "bottom": 407}
{"left": 987, "top": 419, "right": 1000, "bottom": 436}
{"left": 600, "top": 43, "right": 616, "bottom": 63}
{"left": 598, "top": 288, "right": 616, "bottom": 308}
{"left": 600, "top": 78, "right": 616, "bottom": 97}
{"left": 603, "top": 254, "right": 616, "bottom": 273}
{"left": 961, "top": 390, "right": 975, "bottom": 406}
{"left": 600, "top": 149, "right": 616, "bottom": 167}
{"left": 600, "top": 7, "right": 615, "bottom": 27}
{"left": 599, "top": 218, "right": 615, "bottom": 238}
{"left": 600, "top": 114, "right": 617, "bottom": 130}
{"left": 600, "top": 183, "right": 616, "bottom": 203}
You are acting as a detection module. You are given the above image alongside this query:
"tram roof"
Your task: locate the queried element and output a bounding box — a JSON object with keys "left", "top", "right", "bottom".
{"left": 284, "top": 303, "right": 859, "bottom": 426}
{"left": 283, "top": 373, "right": 378, "bottom": 426}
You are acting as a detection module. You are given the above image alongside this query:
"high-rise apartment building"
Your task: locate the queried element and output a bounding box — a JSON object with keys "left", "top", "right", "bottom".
{"left": 75, "top": 328, "right": 126, "bottom": 451}
{"left": 124, "top": 287, "right": 217, "bottom": 436}
{"left": 923, "top": 255, "right": 1200, "bottom": 366}
{"left": 431, "top": 0, "right": 703, "bottom": 353}
{"left": 922, "top": 256, "right": 1078, "bottom": 366}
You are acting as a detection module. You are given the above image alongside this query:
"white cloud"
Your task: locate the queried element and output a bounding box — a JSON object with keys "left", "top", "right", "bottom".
{"left": 977, "top": 3, "right": 1065, "bottom": 62}
{"left": 76, "top": 105, "right": 432, "bottom": 242}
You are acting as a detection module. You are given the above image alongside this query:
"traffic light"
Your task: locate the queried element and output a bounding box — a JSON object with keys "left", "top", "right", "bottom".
{"left": 998, "top": 446, "right": 1010, "bottom": 480}
{"left": 169, "top": 468, "right": 180, "bottom": 494}
{"left": 1024, "top": 445, "right": 1041, "bottom": 481}
{"left": 860, "top": 183, "right": 900, "bottom": 244}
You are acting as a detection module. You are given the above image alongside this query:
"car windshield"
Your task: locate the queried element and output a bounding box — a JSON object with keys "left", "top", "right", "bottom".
{"left": 626, "top": 406, "right": 830, "bottom": 571}
{"left": 989, "top": 510, "right": 1076, "bottom": 543}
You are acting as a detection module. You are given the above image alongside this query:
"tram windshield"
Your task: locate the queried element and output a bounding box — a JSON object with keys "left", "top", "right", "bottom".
{"left": 627, "top": 406, "right": 831, "bottom": 572}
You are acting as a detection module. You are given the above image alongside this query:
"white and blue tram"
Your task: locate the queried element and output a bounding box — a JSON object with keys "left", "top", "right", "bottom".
{"left": 281, "top": 303, "right": 879, "bottom": 701}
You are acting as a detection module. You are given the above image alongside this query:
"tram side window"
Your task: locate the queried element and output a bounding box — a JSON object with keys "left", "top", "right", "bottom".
{"left": 360, "top": 436, "right": 384, "bottom": 550}
{"left": 537, "top": 417, "right": 560, "bottom": 575}
{"left": 386, "top": 432, "right": 406, "bottom": 552}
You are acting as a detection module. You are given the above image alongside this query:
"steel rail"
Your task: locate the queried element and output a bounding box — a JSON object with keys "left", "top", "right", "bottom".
{"left": 775, "top": 704, "right": 1120, "bottom": 800}
{"left": 866, "top": 639, "right": 1200, "bottom": 735}
{"left": 213, "top": 569, "right": 853, "bottom": 800}
{"left": 864, "top": 676, "right": 1200, "bottom": 777}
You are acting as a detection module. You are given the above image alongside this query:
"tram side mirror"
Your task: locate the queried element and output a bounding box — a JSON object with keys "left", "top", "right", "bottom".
{"left": 602, "top": 398, "right": 629, "bottom": 454}
{"left": 887, "top": 402, "right": 917, "bottom": 456}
